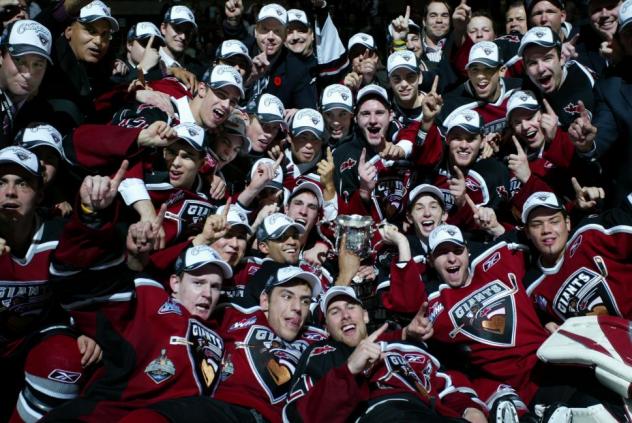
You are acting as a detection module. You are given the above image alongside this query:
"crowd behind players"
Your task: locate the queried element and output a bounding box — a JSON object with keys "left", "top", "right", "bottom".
{"left": 2, "top": 0, "right": 632, "bottom": 422}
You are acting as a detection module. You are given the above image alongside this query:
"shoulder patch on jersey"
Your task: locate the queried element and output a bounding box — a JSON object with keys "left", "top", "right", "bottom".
{"left": 145, "top": 349, "right": 176, "bottom": 384}
{"left": 158, "top": 298, "right": 182, "bottom": 315}
{"left": 428, "top": 301, "right": 444, "bottom": 324}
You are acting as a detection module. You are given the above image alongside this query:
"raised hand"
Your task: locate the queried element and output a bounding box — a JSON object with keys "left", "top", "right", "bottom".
{"left": 404, "top": 302, "right": 434, "bottom": 341}
{"left": 572, "top": 177, "right": 605, "bottom": 211}
{"left": 465, "top": 194, "right": 504, "bottom": 237}
{"left": 343, "top": 71, "right": 362, "bottom": 91}
{"left": 358, "top": 148, "right": 378, "bottom": 200}
{"left": 138, "top": 121, "right": 178, "bottom": 148}
{"left": 540, "top": 98, "right": 559, "bottom": 143}
{"left": 208, "top": 173, "right": 227, "bottom": 200}
{"left": 360, "top": 50, "right": 378, "bottom": 84}
{"left": 507, "top": 136, "right": 531, "bottom": 184}
{"left": 79, "top": 160, "right": 128, "bottom": 212}
{"left": 138, "top": 35, "right": 160, "bottom": 71}
{"left": 225, "top": 0, "right": 244, "bottom": 22}
{"left": 251, "top": 154, "right": 284, "bottom": 192}
{"left": 567, "top": 100, "right": 597, "bottom": 153}
{"left": 135, "top": 90, "right": 175, "bottom": 116}
{"left": 317, "top": 147, "right": 336, "bottom": 199}
{"left": 561, "top": 33, "right": 580, "bottom": 62}
{"left": 452, "top": 0, "right": 471, "bottom": 34}
{"left": 346, "top": 323, "right": 387, "bottom": 375}
{"left": 421, "top": 76, "right": 443, "bottom": 131}
{"left": 169, "top": 67, "right": 199, "bottom": 94}
{"left": 391, "top": 5, "right": 411, "bottom": 42}
{"left": 379, "top": 135, "right": 406, "bottom": 160}
{"left": 448, "top": 166, "right": 467, "bottom": 208}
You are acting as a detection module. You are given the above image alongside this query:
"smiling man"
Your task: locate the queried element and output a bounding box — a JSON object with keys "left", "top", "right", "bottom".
{"left": 522, "top": 191, "right": 632, "bottom": 324}
{"left": 158, "top": 5, "right": 207, "bottom": 79}
{"left": 284, "top": 285, "right": 487, "bottom": 423}
{"left": 0, "top": 19, "right": 53, "bottom": 146}
{"left": 519, "top": 26, "right": 594, "bottom": 129}
{"left": 38, "top": 0, "right": 120, "bottom": 132}
{"left": 214, "top": 265, "right": 325, "bottom": 423}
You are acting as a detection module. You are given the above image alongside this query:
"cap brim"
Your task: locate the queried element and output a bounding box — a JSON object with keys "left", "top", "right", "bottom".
{"left": 507, "top": 103, "right": 539, "bottom": 118}
{"left": 320, "top": 291, "right": 361, "bottom": 313}
{"left": 521, "top": 203, "right": 564, "bottom": 224}
{"left": 409, "top": 186, "right": 444, "bottom": 207}
{"left": 518, "top": 41, "right": 557, "bottom": 57}
{"left": 431, "top": 239, "right": 465, "bottom": 253}
{"left": 619, "top": 19, "right": 632, "bottom": 33}
{"left": 257, "top": 16, "right": 286, "bottom": 25}
{"left": 186, "top": 259, "right": 233, "bottom": 279}
{"left": 268, "top": 223, "right": 305, "bottom": 239}
{"left": 388, "top": 64, "right": 418, "bottom": 75}
{"left": 321, "top": 102, "right": 353, "bottom": 113}
{"left": 79, "top": 16, "right": 119, "bottom": 32}
{"left": 447, "top": 123, "right": 481, "bottom": 134}
{"left": 8, "top": 44, "right": 52, "bottom": 63}
{"left": 282, "top": 271, "right": 321, "bottom": 297}
{"left": 465, "top": 58, "right": 501, "bottom": 69}
{"left": 0, "top": 158, "right": 39, "bottom": 177}
{"left": 229, "top": 222, "right": 253, "bottom": 234}
{"left": 178, "top": 137, "right": 205, "bottom": 151}
{"left": 21, "top": 141, "right": 62, "bottom": 155}
{"left": 257, "top": 113, "right": 286, "bottom": 126}
{"left": 168, "top": 18, "right": 197, "bottom": 29}
{"left": 292, "top": 126, "right": 324, "bottom": 139}
{"left": 209, "top": 81, "right": 245, "bottom": 98}
{"left": 291, "top": 182, "right": 324, "bottom": 207}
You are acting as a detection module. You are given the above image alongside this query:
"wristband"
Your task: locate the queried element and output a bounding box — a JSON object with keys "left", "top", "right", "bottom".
{"left": 81, "top": 203, "right": 96, "bottom": 215}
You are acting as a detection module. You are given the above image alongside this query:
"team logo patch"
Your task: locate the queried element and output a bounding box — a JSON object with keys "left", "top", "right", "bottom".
{"left": 48, "top": 369, "right": 82, "bottom": 384}
{"left": 563, "top": 102, "right": 581, "bottom": 115}
{"left": 552, "top": 266, "right": 620, "bottom": 320}
{"left": 158, "top": 298, "right": 182, "bottom": 315}
{"left": 448, "top": 279, "right": 517, "bottom": 346}
{"left": 339, "top": 158, "right": 357, "bottom": 173}
{"left": 241, "top": 325, "right": 303, "bottom": 404}
{"left": 228, "top": 316, "right": 257, "bottom": 332}
{"left": 145, "top": 349, "right": 176, "bottom": 384}
{"left": 187, "top": 319, "right": 224, "bottom": 394}
{"left": 382, "top": 350, "right": 431, "bottom": 397}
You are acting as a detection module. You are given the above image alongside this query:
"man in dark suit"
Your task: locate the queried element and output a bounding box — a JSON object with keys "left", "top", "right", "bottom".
{"left": 590, "top": 0, "right": 632, "bottom": 206}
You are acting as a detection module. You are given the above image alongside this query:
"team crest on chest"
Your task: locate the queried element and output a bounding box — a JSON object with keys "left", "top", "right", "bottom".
{"left": 552, "top": 265, "right": 620, "bottom": 320}
{"left": 448, "top": 280, "right": 517, "bottom": 346}
{"left": 145, "top": 349, "right": 176, "bottom": 384}
{"left": 186, "top": 319, "right": 224, "bottom": 394}
{"left": 381, "top": 351, "right": 431, "bottom": 397}
{"left": 241, "top": 325, "right": 302, "bottom": 404}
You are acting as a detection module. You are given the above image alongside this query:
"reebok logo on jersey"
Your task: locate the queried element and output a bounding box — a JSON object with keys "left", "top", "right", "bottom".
{"left": 483, "top": 252, "right": 501, "bottom": 272}
{"left": 228, "top": 316, "right": 257, "bottom": 332}
{"left": 311, "top": 345, "right": 336, "bottom": 356}
{"left": 48, "top": 369, "right": 82, "bottom": 384}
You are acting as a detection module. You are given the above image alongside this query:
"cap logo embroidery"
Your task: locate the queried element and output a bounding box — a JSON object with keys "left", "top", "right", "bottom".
{"left": 520, "top": 95, "right": 528, "bottom": 101}
{"left": 483, "top": 47, "right": 493, "bottom": 56}
{"left": 446, "top": 228, "right": 456, "bottom": 236}
{"left": 535, "top": 30, "right": 545, "bottom": 38}
{"left": 464, "top": 114, "right": 473, "bottom": 121}
{"left": 16, "top": 151, "right": 29, "bottom": 161}
{"left": 537, "top": 194, "right": 550, "bottom": 201}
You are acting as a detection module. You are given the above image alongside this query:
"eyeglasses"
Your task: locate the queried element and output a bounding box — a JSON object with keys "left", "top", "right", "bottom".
{"left": 0, "top": 4, "right": 26, "bottom": 21}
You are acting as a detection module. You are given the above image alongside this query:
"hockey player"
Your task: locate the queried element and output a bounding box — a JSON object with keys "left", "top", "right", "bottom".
{"left": 522, "top": 191, "right": 632, "bottom": 323}
{"left": 284, "top": 286, "right": 488, "bottom": 422}
{"left": 43, "top": 169, "right": 231, "bottom": 422}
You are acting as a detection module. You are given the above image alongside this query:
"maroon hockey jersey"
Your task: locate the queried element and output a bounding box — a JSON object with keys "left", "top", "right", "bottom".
{"left": 525, "top": 194, "right": 632, "bottom": 323}
{"left": 427, "top": 240, "right": 548, "bottom": 405}
{"left": 215, "top": 305, "right": 327, "bottom": 423}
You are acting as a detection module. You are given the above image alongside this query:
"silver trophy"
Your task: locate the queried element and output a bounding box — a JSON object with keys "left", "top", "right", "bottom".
{"left": 317, "top": 214, "right": 377, "bottom": 258}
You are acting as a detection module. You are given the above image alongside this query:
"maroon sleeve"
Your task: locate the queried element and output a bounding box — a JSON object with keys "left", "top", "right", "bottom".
{"left": 69, "top": 124, "right": 144, "bottom": 169}
{"left": 148, "top": 77, "right": 194, "bottom": 98}
{"left": 292, "top": 364, "right": 369, "bottom": 423}
{"left": 542, "top": 130, "right": 576, "bottom": 169}
{"left": 413, "top": 124, "right": 444, "bottom": 168}
{"left": 147, "top": 240, "right": 191, "bottom": 284}
{"left": 94, "top": 84, "right": 135, "bottom": 117}
{"left": 451, "top": 36, "right": 474, "bottom": 79}
{"left": 381, "top": 260, "right": 428, "bottom": 314}
{"left": 338, "top": 190, "right": 371, "bottom": 216}
{"left": 438, "top": 369, "right": 488, "bottom": 418}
